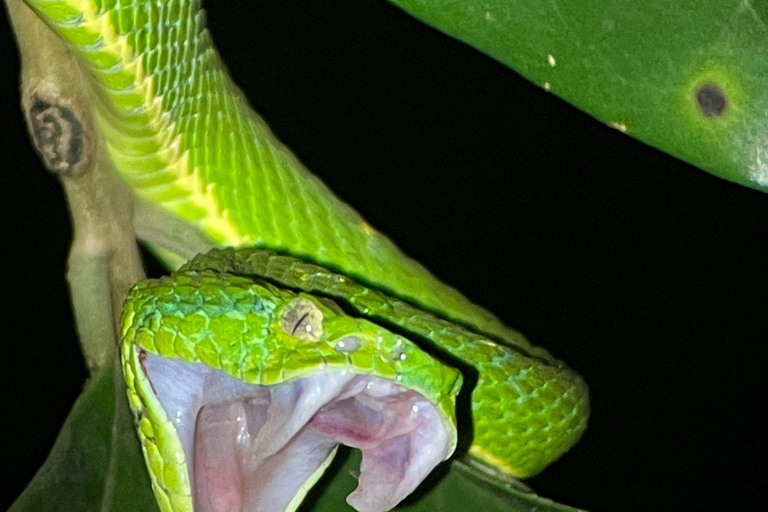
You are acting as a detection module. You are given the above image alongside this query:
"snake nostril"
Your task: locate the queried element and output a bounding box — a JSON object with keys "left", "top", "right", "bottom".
{"left": 335, "top": 336, "right": 362, "bottom": 353}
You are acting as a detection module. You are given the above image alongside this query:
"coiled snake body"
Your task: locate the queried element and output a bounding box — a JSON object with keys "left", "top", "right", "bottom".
{"left": 20, "top": 1, "right": 589, "bottom": 510}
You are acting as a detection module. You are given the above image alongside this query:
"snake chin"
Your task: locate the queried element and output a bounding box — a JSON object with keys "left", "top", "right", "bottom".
{"left": 142, "top": 352, "right": 451, "bottom": 512}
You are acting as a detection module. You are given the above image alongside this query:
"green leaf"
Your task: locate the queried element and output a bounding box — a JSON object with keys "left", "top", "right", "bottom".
{"left": 387, "top": 0, "right": 768, "bottom": 192}
{"left": 10, "top": 359, "right": 584, "bottom": 512}
{"left": 8, "top": 361, "right": 160, "bottom": 512}
{"left": 306, "top": 451, "right": 585, "bottom": 512}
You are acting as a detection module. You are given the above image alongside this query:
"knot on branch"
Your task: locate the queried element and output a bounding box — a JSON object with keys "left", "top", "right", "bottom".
{"left": 23, "top": 88, "right": 92, "bottom": 176}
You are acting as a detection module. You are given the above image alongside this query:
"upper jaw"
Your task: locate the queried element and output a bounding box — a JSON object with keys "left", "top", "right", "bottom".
{"left": 139, "top": 349, "right": 454, "bottom": 512}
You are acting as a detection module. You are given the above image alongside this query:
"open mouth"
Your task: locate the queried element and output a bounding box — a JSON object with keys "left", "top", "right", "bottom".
{"left": 141, "top": 350, "right": 453, "bottom": 512}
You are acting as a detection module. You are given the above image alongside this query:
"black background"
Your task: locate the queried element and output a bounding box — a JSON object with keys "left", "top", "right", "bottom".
{"left": 1, "top": 1, "right": 766, "bottom": 510}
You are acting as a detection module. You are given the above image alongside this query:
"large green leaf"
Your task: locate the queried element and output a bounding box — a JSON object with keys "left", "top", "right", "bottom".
{"left": 387, "top": 0, "right": 768, "bottom": 192}
{"left": 306, "top": 452, "right": 585, "bottom": 512}
{"left": 9, "top": 359, "right": 584, "bottom": 512}
{"left": 8, "top": 360, "right": 160, "bottom": 512}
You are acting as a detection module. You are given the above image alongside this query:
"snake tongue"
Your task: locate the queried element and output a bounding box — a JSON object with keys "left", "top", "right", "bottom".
{"left": 194, "top": 401, "right": 248, "bottom": 512}
{"left": 143, "top": 353, "right": 451, "bottom": 512}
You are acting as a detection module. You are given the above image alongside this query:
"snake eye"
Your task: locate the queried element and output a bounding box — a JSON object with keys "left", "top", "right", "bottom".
{"left": 280, "top": 298, "right": 324, "bottom": 341}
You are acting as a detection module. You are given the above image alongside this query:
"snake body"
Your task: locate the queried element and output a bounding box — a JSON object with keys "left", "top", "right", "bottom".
{"left": 19, "top": 0, "right": 589, "bottom": 510}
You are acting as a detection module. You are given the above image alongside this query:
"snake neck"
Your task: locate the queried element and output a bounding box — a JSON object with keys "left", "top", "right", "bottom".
{"left": 24, "top": 0, "right": 530, "bottom": 347}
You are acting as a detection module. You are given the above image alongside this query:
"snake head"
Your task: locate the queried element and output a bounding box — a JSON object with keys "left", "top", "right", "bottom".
{"left": 121, "top": 271, "right": 462, "bottom": 512}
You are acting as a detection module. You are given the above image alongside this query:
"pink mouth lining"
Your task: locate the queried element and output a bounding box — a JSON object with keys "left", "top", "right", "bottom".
{"left": 142, "top": 352, "right": 451, "bottom": 512}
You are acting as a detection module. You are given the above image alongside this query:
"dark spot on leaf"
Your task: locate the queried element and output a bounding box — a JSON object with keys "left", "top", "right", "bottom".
{"left": 28, "top": 96, "right": 84, "bottom": 174}
{"left": 695, "top": 83, "right": 727, "bottom": 118}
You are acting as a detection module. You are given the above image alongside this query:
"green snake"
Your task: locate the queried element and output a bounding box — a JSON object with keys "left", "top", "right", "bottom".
{"left": 19, "top": 0, "right": 589, "bottom": 510}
